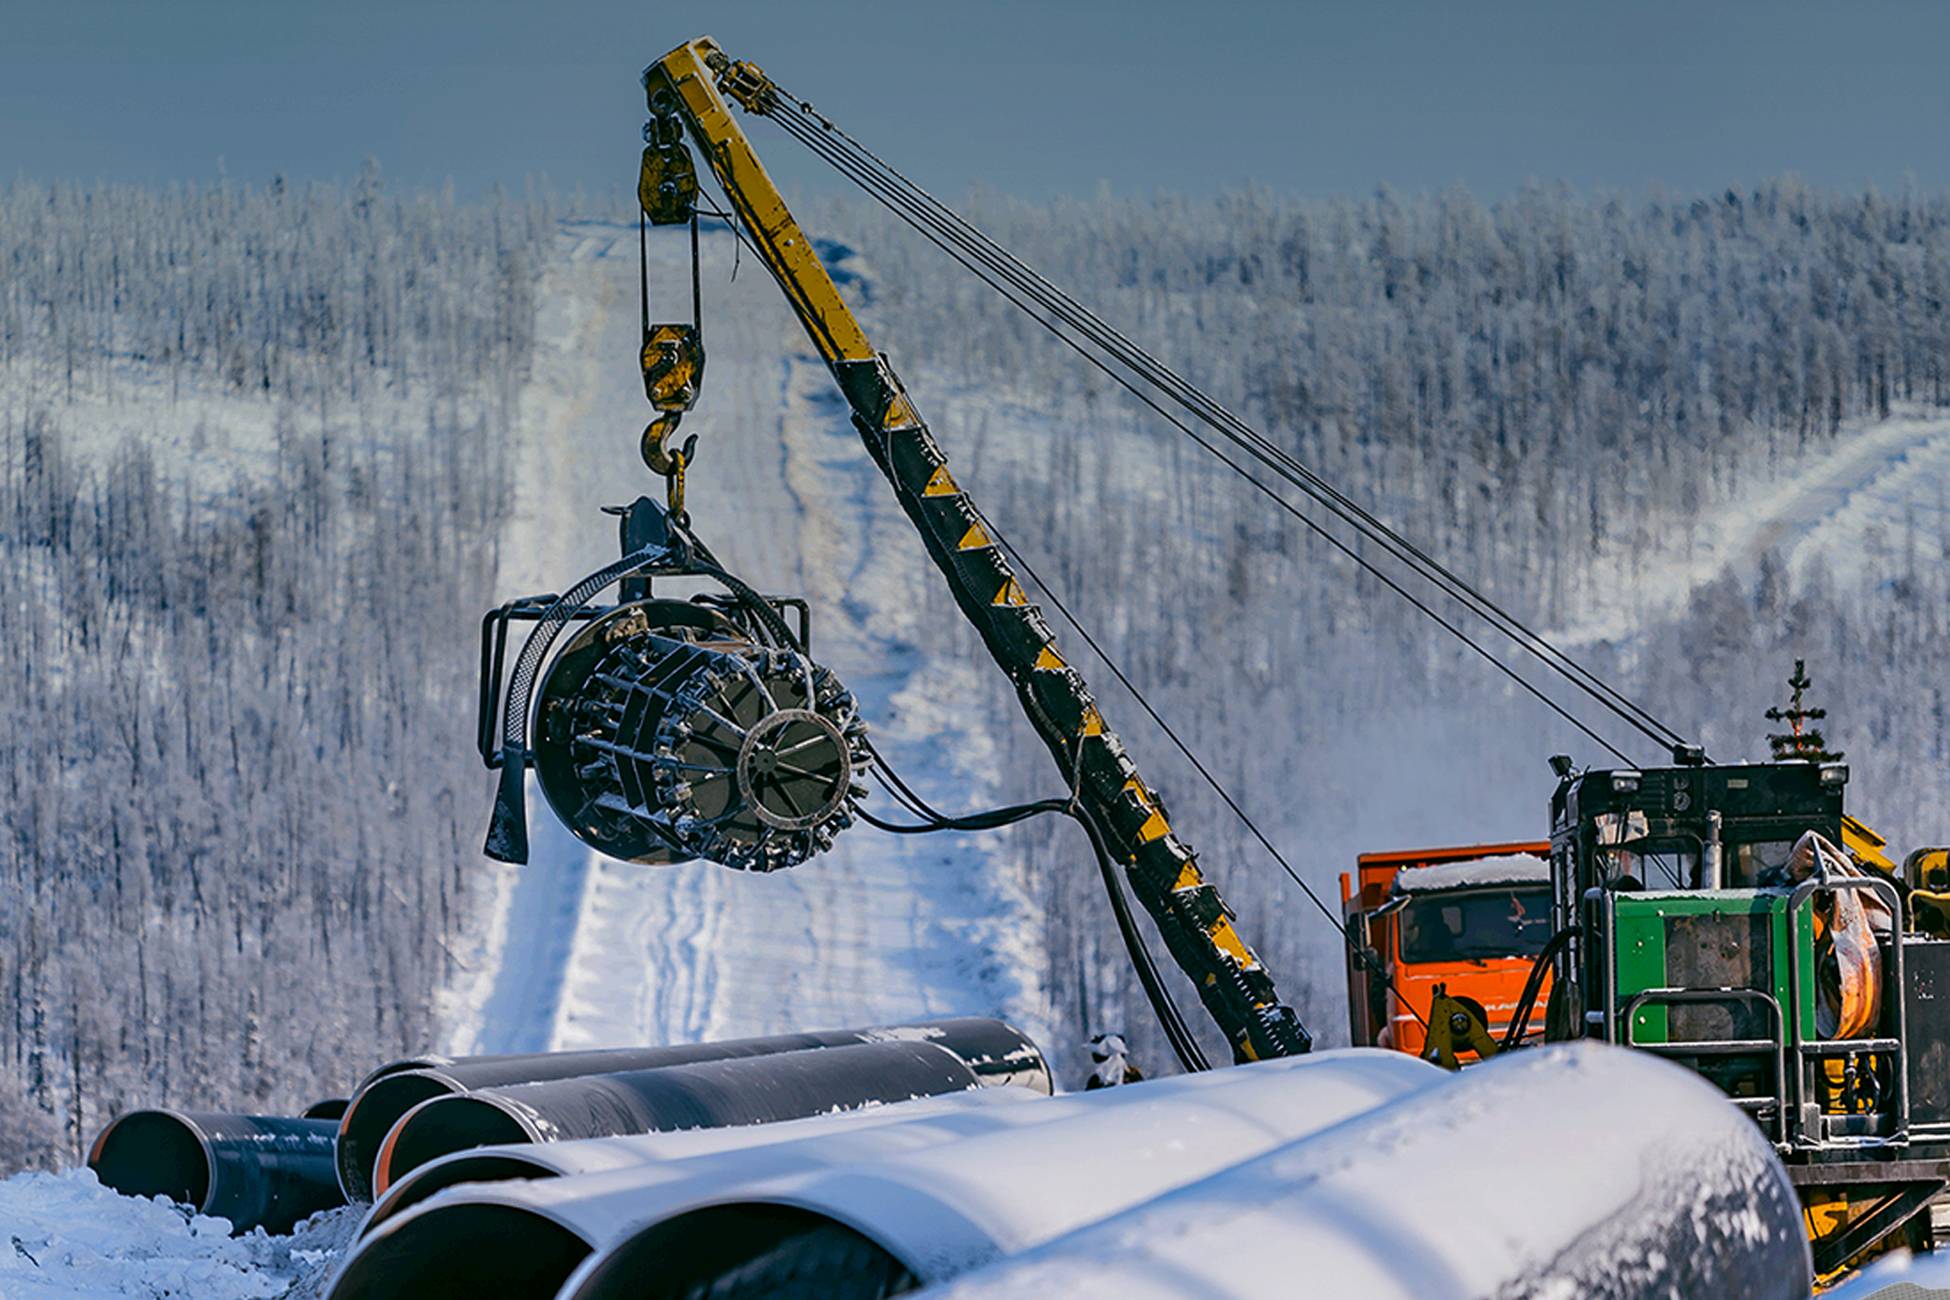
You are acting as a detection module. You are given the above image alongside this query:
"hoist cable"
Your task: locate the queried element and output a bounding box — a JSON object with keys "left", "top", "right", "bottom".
{"left": 767, "top": 111, "right": 1631, "bottom": 766}
{"left": 758, "top": 96, "right": 1688, "bottom": 760}
{"left": 771, "top": 107, "right": 1673, "bottom": 759}
{"left": 1071, "top": 800, "right": 1213, "bottom": 1072}
{"left": 980, "top": 503, "right": 1430, "bottom": 1031}
{"left": 768, "top": 101, "right": 1682, "bottom": 753}
{"left": 638, "top": 208, "right": 651, "bottom": 339}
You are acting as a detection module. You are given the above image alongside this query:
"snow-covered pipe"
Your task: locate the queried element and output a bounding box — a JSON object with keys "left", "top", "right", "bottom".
{"left": 906, "top": 1043, "right": 1813, "bottom": 1300}
{"left": 366, "top": 1085, "right": 1039, "bottom": 1230}
{"left": 372, "top": 1038, "right": 989, "bottom": 1197}
{"left": 324, "top": 1049, "right": 1438, "bottom": 1300}
{"left": 334, "top": 1016, "right": 1044, "bottom": 1201}
{"left": 87, "top": 1109, "right": 343, "bottom": 1236}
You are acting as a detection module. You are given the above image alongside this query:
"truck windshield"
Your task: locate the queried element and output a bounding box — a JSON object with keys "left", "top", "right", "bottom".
{"left": 1398, "top": 887, "right": 1554, "bottom": 964}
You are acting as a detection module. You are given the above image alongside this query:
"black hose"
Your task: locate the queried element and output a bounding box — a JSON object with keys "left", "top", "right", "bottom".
{"left": 853, "top": 801, "right": 1068, "bottom": 834}
{"left": 1501, "top": 925, "right": 1584, "bottom": 1052}
{"left": 1069, "top": 805, "right": 1211, "bottom": 1074}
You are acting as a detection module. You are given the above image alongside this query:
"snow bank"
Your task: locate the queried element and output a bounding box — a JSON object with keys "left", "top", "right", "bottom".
{"left": 0, "top": 1168, "right": 360, "bottom": 1299}
{"left": 1823, "top": 1246, "right": 1950, "bottom": 1298}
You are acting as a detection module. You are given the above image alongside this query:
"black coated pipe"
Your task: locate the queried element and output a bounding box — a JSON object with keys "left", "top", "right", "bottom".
{"left": 88, "top": 1109, "right": 344, "bottom": 1235}
{"left": 375, "top": 1039, "right": 983, "bottom": 1195}
{"left": 336, "top": 1017, "right": 1045, "bottom": 1201}
{"left": 569, "top": 1205, "right": 913, "bottom": 1300}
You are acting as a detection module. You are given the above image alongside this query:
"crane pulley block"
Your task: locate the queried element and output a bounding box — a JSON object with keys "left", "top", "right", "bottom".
{"left": 714, "top": 58, "right": 780, "bottom": 116}
{"left": 641, "top": 324, "right": 705, "bottom": 413}
{"left": 639, "top": 104, "right": 698, "bottom": 225}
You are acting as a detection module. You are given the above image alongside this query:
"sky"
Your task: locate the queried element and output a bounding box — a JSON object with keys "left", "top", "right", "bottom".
{"left": 3, "top": 0, "right": 1948, "bottom": 208}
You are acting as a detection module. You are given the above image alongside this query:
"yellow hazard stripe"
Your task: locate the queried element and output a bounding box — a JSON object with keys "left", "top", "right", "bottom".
{"left": 1208, "top": 918, "right": 1254, "bottom": 967}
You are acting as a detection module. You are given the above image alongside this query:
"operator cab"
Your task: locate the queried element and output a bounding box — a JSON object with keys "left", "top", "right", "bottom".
{"left": 1556, "top": 760, "right": 1848, "bottom": 900}
{"left": 1342, "top": 843, "right": 1552, "bottom": 1057}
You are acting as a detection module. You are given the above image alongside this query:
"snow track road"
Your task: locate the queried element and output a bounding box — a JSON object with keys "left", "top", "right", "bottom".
{"left": 436, "top": 221, "right": 1053, "bottom": 1060}
{"left": 1562, "top": 405, "right": 1950, "bottom": 645}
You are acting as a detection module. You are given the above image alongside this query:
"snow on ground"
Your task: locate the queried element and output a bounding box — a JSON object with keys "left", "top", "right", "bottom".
{"left": 435, "top": 219, "right": 1053, "bottom": 1059}
{"left": 1824, "top": 1246, "right": 1950, "bottom": 1297}
{"left": 0, "top": 1169, "right": 358, "bottom": 1299}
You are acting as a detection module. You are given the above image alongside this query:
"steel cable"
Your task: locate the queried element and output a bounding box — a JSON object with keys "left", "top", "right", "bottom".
{"left": 759, "top": 94, "right": 1689, "bottom": 761}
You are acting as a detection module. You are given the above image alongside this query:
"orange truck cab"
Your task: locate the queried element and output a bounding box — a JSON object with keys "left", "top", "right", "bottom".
{"left": 1342, "top": 841, "right": 1553, "bottom": 1057}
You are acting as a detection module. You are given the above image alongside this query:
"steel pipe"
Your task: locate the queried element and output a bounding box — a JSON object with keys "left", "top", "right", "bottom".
{"left": 88, "top": 1108, "right": 344, "bottom": 1236}
{"left": 324, "top": 1048, "right": 1439, "bottom": 1300}
{"left": 334, "top": 1017, "right": 1044, "bottom": 1201}
{"left": 368, "top": 1085, "right": 1038, "bottom": 1229}
{"left": 372, "top": 1038, "right": 986, "bottom": 1196}
{"left": 915, "top": 1043, "right": 1813, "bottom": 1300}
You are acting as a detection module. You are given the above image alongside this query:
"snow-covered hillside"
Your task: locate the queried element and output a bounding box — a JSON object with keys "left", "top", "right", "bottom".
{"left": 432, "top": 212, "right": 1950, "bottom": 1078}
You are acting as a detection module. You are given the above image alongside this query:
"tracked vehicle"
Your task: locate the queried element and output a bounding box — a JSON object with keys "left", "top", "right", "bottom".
{"left": 1536, "top": 757, "right": 1950, "bottom": 1279}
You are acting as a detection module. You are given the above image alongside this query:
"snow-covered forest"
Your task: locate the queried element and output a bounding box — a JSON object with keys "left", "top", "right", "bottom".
{"left": 0, "top": 173, "right": 544, "bottom": 1168}
{"left": 4, "top": 167, "right": 1949, "bottom": 1162}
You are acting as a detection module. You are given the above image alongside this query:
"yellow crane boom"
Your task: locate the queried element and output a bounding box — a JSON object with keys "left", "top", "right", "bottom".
{"left": 640, "top": 37, "right": 1309, "bottom": 1063}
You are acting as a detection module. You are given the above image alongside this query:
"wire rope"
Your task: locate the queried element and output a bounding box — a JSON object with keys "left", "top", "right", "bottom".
{"left": 755, "top": 92, "right": 1691, "bottom": 762}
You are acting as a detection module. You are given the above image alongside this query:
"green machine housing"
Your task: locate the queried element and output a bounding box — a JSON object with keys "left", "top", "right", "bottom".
{"left": 1548, "top": 759, "right": 1950, "bottom": 1275}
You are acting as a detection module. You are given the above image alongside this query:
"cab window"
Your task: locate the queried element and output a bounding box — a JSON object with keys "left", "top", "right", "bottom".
{"left": 1398, "top": 887, "right": 1553, "bottom": 963}
{"left": 1727, "top": 839, "right": 1796, "bottom": 888}
{"left": 1597, "top": 840, "right": 1697, "bottom": 891}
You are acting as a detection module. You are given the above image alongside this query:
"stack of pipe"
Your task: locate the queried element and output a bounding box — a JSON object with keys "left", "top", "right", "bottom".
{"left": 335, "top": 1018, "right": 1047, "bottom": 1201}
{"left": 324, "top": 1048, "right": 1440, "bottom": 1300}
{"left": 910, "top": 1042, "right": 1811, "bottom": 1300}
{"left": 367, "top": 1085, "right": 1047, "bottom": 1228}
{"left": 324, "top": 1042, "right": 1813, "bottom": 1300}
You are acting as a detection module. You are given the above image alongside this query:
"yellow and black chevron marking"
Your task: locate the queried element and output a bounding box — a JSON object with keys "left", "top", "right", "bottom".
{"left": 828, "top": 354, "right": 1308, "bottom": 1061}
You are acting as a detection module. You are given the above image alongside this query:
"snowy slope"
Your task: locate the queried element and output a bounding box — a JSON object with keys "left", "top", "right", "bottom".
{"left": 0, "top": 1170, "right": 359, "bottom": 1299}
{"left": 435, "top": 220, "right": 1054, "bottom": 1061}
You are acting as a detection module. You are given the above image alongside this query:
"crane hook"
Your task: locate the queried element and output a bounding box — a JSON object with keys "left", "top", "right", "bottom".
{"left": 641, "top": 418, "right": 699, "bottom": 524}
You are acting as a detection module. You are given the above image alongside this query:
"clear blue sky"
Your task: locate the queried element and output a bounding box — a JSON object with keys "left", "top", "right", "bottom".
{"left": 5, "top": 0, "right": 1947, "bottom": 206}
